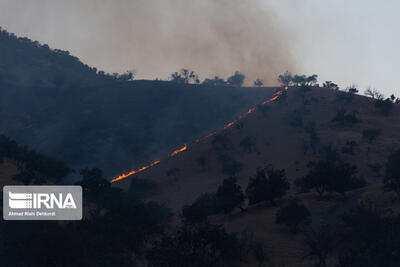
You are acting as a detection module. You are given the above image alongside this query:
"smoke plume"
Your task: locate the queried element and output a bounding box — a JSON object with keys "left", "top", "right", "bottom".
{"left": 0, "top": 0, "right": 299, "bottom": 84}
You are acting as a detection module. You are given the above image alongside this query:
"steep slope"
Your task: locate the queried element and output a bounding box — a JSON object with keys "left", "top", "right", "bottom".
{"left": 0, "top": 27, "right": 279, "bottom": 177}
{"left": 113, "top": 86, "right": 400, "bottom": 212}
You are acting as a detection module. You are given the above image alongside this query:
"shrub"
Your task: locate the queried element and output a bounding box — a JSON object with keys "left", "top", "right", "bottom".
{"left": 296, "top": 160, "right": 366, "bottom": 198}
{"left": 216, "top": 177, "right": 245, "bottom": 213}
{"left": 182, "top": 193, "right": 218, "bottom": 223}
{"left": 275, "top": 199, "right": 311, "bottom": 233}
{"left": 246, "top": 167, "right": 290, "bottom": 206}
{"left": 332, "top": 109, "right": 359, "bottom": 126}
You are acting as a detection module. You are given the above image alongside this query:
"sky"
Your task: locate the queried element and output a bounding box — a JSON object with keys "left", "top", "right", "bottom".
{"left": 0, "top": 0, "right": 399, "bottom": 96}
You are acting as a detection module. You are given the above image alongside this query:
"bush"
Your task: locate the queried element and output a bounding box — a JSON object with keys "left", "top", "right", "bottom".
{"left": 246, "top": 167, "right": 290, "bottom": 206}
{"left": 332, "top": 109, "right": 359, "bottom": 126}
{"left": 296, "top": 160, "right": 366, "bottom": 198}
{"left": 216, "top": 177, "right": 245, "bottom": 213}
{"left": 182, "top": 193, "right": 218, "bottom": 223}
{"left": 383, "top": 149, "right": 400, "bottom": 199}
{"left": 275, "top": 199, "right": 311, "bottom": 233}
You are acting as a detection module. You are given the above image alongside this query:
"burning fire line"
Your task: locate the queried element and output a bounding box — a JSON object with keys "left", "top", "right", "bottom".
{"left": 110, "top": 86, "right": 288, "bottom": 183}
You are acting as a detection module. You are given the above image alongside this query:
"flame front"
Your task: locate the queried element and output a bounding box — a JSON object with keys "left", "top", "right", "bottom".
{"left": 110, "top": 86, "right": 289, "bottom": 183}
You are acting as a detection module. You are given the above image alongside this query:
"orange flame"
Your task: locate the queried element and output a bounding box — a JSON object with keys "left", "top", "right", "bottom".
{"left": 170, "top": 145, "right": 187, "bottom": 157}
{"left": 110, "top": 160, "right": 160, "bottom": 183}
{"left": 110, "top": 86, "right": 289, "bottom": 183}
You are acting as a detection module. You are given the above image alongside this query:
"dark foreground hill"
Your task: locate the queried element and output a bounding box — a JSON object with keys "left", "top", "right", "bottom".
{"left": 0, "top": 27, "right": 277, "bottom": 178}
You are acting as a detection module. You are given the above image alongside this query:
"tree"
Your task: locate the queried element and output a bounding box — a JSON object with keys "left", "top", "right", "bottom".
{"left": 303, "top": 223, "right": 336, "bottom": 267}
{"left": 202, "top": 76, "right": 226, "bottom": 86}
{"left": 227, "top": 71, "right": 245, "bottom": 87}
{"left": 278, "top": 71, "right": 293, "bottom": 86}
{"left": 347, "top": 85, "right": 359, "bottom": 94}
{"left": 216, "top": 177, "right": 245, "bottom": 213}
{"left": 364, "top": 87, "right": 384, "bottom": 99}
{"left": 296, "top": 160, "right": 365, "bottom": 198}
{"left": 171, "top": 68, "right": 199, "bottom": 84}
{"left": 332, "top": 109, "right": 359, "bottom": 126}
{"left": 383, "top": 149, "right": 400, "bottom": 199}
{"left": 254, "top": 79, "right": 264, "bottom": 87}
{"left": 275, "top": 199, "right": 311, "bottom": 233}
{"left": 246, "top": 167, "right": 290, "bottom": 206}
{"left": 182, "top": 193, "right": 218, "bottom": 223}
{"left": 323, "top": 81, "right": 339, "bottom": 90}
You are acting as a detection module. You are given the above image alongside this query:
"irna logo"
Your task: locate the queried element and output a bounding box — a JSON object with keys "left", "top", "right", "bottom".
{"left": 8, "top": 191, "right": 77, "bottom": 209}
{"left": 3, "top": 186, "right": 82, "bottom": 220}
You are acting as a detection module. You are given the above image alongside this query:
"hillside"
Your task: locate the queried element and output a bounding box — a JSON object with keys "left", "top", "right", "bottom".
{"left": 112, "top": 85, "right": 400, "bottom": 266}
{"left": 114, "top": 86, "right": 400, "bottom": 209}
{"left": 0, "top": 27, "right": 278, "bottom": 178}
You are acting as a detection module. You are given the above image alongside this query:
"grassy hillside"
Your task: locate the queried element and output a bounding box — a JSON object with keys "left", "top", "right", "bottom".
{"left": 112, "top": 85, "right": 400, "bottom": 266}
{"left": 114, "top": 86, "right": 400, "bottom": 209}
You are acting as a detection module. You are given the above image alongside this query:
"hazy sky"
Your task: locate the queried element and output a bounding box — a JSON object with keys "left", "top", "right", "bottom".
{"left": 0, "top": 0, "right": 399, "bottom": 96}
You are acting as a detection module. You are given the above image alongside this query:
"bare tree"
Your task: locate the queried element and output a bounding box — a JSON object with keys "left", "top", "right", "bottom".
{"left": 364, "top": 87, "right": 384, "bottom": 100}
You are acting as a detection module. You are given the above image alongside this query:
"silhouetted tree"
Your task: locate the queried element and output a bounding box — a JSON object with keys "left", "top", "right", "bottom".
{"left": 364, "top": 87, "right": 384, "bottom": 99}
{"left": 202, "top": 76, "right": 226, "bottom": 86}
{"left": 254, "top": 79, "right": 264, "bottom": 87}
{"left": 275, "top": 199, "right": 311, "bottom": 233}
{"left": 171, "top": 68, "right": 199, "bottom": 84}
{"left": 216, "top": 177, "right": 245, "bottom": 213}
{"left": 323, "top": 81, "right": 339, "bottom": 90}
{"left": 182, "top": 193, "right": 218, "bottom": 223}
{"left": 278, "top": 71, "right": 293, "bottom": 86}
{"left": 227, "top": 71, "right": 245, "bottom": 87}
{"left": 296, "top": 160, "right": 365, "bottom": 198}
{"left": 246, "top": 167, "right": 290, "bottom": 206}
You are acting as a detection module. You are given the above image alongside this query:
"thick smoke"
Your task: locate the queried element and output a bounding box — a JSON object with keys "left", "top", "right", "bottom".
{"left": 0, "top": 0, "right": 298, "bottom": 84}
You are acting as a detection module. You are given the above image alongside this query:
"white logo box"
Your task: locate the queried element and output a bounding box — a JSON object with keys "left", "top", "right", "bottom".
{"left": 3, "top": 186, "right": 82, "bottom": 220}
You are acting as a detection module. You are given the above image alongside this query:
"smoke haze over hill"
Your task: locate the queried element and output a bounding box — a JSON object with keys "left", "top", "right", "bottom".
{"left": 0, "top": 0, "right": 298, "bottom": 84}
